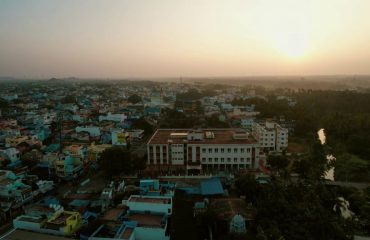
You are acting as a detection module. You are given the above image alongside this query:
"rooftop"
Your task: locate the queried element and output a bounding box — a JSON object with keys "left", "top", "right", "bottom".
{"left": 17, "top": 215, "right": 44, "bottom": 223}
{"left": 129, "top": 196, "right": 171, "bottom": 204}
{"left": 3, "top": 229, "right": 69, "bottom": 240}
{"left": 121, "top": 227, "right": 134, "bottom": 239}
{"left": 101, "top": 208, "right": 125, "bottom": 222}
{"left": 148, "top": 128, "right": 257, "bottom": 145}
{"left": 128, "top": 213, "right": 164, "bottom": 227}
{"left": 200, "top": 178, "right": 224, "bottom": 196}
{"left": 48, "top": 212, "right": 75, "bottom": 225}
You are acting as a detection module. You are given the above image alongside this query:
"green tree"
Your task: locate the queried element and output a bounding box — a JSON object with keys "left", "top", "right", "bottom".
{"left": 267, "top": 155, "right": 289, "bottom": 175}
{"left": 235, "top": 174, "right": 261, "bottom": 204}
{"left": 127, "top": 94, "right": 142, "bottom": 104}
{"left": 100, "top": 147, "right": 134, "bottom": 176}
{"left": 131, "top": 117, "right": 154, "bottom": 136}
{"left": 335, "top": 153, "right": 370, "bottom": 182}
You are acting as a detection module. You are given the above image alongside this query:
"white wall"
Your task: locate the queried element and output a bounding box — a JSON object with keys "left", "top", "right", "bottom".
{"left": 127, "top": 196, "right": 172, "bottom": 215}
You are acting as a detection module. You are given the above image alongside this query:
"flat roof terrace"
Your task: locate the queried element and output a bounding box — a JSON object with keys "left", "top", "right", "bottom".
{"left": 121, "top": 227, "right": 134, "bottom": 239}
{"left": 129, "top": 213, "right": 164, "bottom": 227}
{"left": 101, "top": 208, "right": 125, "bottom": 222}
{"left": 3, "top": 229, "right": 70, "bottom": 240}
{"left": 148, "top": 129, "right": 257, "bottom": 145}
{"left": 129, "top": 196, "right": 171, "bottom": 204}
{"left": 17, "top": 216, "right": 44, "bottom": 223}
{"left": 48, "top": 212, "right": 74, "bottom": 225}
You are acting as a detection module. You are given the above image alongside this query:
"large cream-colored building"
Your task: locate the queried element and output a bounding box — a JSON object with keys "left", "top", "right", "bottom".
{"left": 147, "top": 129, "right": 261, "bottom": 173}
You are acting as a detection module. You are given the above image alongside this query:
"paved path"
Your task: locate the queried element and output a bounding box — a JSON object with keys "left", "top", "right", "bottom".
{"left": 325, "top": 181, "right": 370, "bottom": 190}
{"left": 0, "top": 227, "right": 15, "bottom": 240}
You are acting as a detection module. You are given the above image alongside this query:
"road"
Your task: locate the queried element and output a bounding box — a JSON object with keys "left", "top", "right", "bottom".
{"left": 325, "top": 181, "right": 370, "bottom": 190}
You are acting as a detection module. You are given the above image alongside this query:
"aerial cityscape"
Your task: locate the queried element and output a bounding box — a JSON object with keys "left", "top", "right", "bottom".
{"left": 1, "top": 1, "right": 370, "bottom": 240}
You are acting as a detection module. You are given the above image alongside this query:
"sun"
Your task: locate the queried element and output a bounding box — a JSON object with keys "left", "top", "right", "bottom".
{"left": 274, "top": 34, "right": 309, "bottom": 59}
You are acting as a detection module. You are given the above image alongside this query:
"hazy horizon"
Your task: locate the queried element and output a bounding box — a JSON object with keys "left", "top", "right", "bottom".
{"left": 1, "top": 0, "right": 370, "bottom": 78}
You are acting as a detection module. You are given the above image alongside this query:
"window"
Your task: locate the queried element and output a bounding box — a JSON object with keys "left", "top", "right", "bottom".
{"left": 227, "top": 148, "right": 231, "bottom": 153}
{"left": 221, "top": 148, "right": 225, "bottom": 153}
{"left": 240, "top": 148, "right": 245, "bottom": 153}
{"left": 234, "top": 148, "right": 238, "bottom": 153}
{"left": 240, "top": 158, "right": 244, "bottom": 162}
{"left": 202, "top": 157, "right": 206, "bottom": 162}
{"left": 208, "top": 158, "right": 212, "bottom": 162}
{"left": 208, "top": 148, "right": 212, "bottom": 153}
{"left": 247, "top": 148, "right": 251, "bottom": 153}
{"left": 227, "top": 158, "right": 231, "bottom": 162}
{"left": 202, "top": 148, "right": 206, "bottom": 153}
{"left": 214, "top": 158, "right": 218, "bottom": 162}
{"left": 221, "top": 158, "right": 225, "bottom": 162}
{"left": 215, "top": 148, "right": 218, "bottom": 153}
{"left": 234, "top": 158, "right": 237, "bottom": 162}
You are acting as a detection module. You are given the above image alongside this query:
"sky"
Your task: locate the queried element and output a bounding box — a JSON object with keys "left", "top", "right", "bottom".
{"left": 1, "top": 0, "right": 370, "bottom": 78}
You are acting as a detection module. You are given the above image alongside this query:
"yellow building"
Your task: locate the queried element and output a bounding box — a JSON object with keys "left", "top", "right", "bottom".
{"left": 45, "top": 211, "right": 82, "bottom": 235}
{"left": 5, "top": 136, "right": 29, "bottom": 147}
{"left": 87, "top": 143, "right": 112, "bottom": 161}
{"left": 13, "top": 210, "right": 82, "bottom": 236}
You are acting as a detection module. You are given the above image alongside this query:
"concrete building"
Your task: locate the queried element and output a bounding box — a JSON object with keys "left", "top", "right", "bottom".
{"left": 76, "top": 126, "right": 101, "bottom": 137}
{"left": 252, "top": 122, "right": 288, "bottom": 152}
{"left": 147, "top": 129, "right": 260, "bottom": 173}
{"left": 99, "top": 113, "right": 127, "bottom": 122}
{"left": 90, "top": 195, "right": 172, "bottom": 240}
{"left": 0, "top": 147, "right": 20, "bottom": 162}
{"left": 125, "top": 195, "right": 172, "bottom": 215}
{"left": 111, "top": 129, "right": 130, "bottom": 146}
{"left": 13, "top": 209, "right": 82, "bottom": 236}
{"left": 54, "top": 156, "right": 83, "bottom": 180}
{"left": 0, "top": 170, "right": 33, "bottom": 204}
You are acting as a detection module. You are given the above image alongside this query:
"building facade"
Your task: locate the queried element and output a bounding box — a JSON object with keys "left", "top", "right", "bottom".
{"left": 252, "top": 122, "right": 288, "bottom": 152}
{"left": 147, "top": 129, "right": 260, "bottom": 173}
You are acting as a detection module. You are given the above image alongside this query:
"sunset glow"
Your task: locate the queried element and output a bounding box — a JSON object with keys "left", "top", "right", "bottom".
{"left": 1, "top": 0, "right": 370, "bottom": 77}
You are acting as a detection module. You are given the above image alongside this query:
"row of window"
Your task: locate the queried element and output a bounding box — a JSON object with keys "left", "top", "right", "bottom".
{"left": 260, "top": 138, "right": 275, "bottom": 142}
{"left": 201, "top": 157, "right": 251, "bottom": 163}
{"left": 171, "top": 144, "right": 183, "bottom": 147}
{"left": 171, "top": 152, "right": 184, "bottom": 154}
{"left": 260, "top": 132, "right": 286, "bottom": 137}
{"left": 202, "top": 147, "right": 251, "bottom": 154}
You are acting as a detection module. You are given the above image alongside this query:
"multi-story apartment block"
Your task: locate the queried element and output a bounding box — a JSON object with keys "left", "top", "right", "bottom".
{"left": 147, "top": 129, "right": 260, "bottom": 173}
{"left": 252, "top": 122, "right": 288, "bottom": 152}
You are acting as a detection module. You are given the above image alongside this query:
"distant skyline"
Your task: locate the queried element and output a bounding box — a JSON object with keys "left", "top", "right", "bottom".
{"left": 1, "top": 0, "right": 370, "bottom": 78}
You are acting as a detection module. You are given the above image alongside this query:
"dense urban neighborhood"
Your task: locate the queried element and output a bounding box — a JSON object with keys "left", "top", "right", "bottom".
{"left": 0, "top": 78, "right": 369, "bottom": 240}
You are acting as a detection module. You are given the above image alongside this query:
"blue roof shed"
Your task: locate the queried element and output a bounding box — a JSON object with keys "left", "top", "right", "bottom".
{"left": 200, "top": 178, "right": 224, "bottom": 196}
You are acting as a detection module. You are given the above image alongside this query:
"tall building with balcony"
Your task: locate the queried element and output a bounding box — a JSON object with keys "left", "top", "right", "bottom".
{"left": 147, "top": 129, "right": 260, "bottom": 173}
{"left": 252, "top": 121, "right": 288, "bottom": 152}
